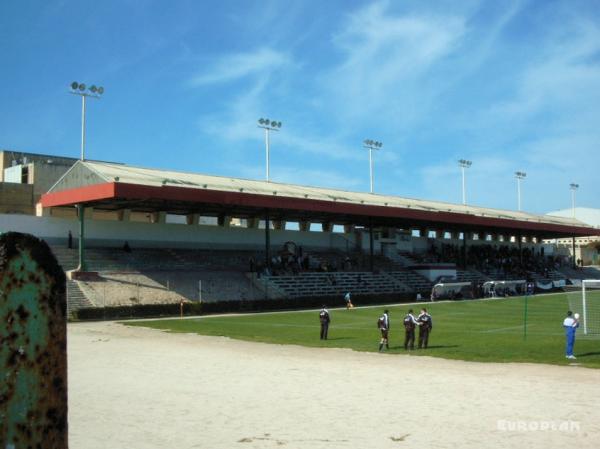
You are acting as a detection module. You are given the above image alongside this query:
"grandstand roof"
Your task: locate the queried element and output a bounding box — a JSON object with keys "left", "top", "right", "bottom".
{"left": 41, "top": 161, "right": 599, "bottom": 238}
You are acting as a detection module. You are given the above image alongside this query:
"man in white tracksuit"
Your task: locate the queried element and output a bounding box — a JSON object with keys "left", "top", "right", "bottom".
{"left": 563, "top": 311, "right": 579, "bottom": 360}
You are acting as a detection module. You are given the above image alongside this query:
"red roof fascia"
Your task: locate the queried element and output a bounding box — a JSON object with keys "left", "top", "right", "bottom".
{"left": 40, "top": 182, "right": 116, "bottom": 207}
{"left": 39, "top": 182, "right": 598, "bottom": 236}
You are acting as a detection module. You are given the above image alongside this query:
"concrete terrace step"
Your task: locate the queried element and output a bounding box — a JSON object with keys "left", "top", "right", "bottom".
{"left": 67, "top": 280, "right": 94, "bottom": 316}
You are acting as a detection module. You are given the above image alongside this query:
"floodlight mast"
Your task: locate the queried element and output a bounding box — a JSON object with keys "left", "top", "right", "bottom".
{"left": 570, "top": 183, "right": 579, "bottom": 218}
{"left": 257, "top": 118, "right": 282, "bottom": 182}
{"left": 69, "top": 82, "right": 104, "bottom": 161}
{"left": 515, "top": 171, "right": 526, "bottom": 211}
{"left": 458, "top": 159, "right": 472, "bottom": 205}
{"left": 363, "top": 139, "right": 383, "bottom": 193}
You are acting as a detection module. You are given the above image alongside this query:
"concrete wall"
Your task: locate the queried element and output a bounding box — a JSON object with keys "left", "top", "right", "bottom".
{"left": 30, "top": 162, "right": 74, "bottom": 200}
{"left": 0, "top": 151, "right": 76, "bottom": 183}
{"left": 0, "top": 151, "right": 76, "bottom": 217}
{"left": 0, "top": 183, "right": 34, "bottom": 214}
{"left": 0, "top": 213, "right": 356, "bottom": 251}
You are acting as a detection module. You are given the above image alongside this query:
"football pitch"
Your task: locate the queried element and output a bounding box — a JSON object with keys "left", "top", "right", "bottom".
{"left": 128, "top": 292, "right": 600, "bottom": 368}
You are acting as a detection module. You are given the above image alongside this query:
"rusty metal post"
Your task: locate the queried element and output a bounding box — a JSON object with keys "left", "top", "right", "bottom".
{"left": 0, "top": 232, "right": 68, "bottom": 448}
{"left": 76, "top": 204, "right": 88, "bottom": 272}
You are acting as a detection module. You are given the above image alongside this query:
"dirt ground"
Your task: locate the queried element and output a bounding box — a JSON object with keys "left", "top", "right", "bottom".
{"left": 68, "top": 321, "right": 600, "bottom": 449}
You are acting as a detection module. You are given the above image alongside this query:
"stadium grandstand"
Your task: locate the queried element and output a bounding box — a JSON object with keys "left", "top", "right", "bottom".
{"left": 2, "top": 158, "right": 599, "bottom": 317}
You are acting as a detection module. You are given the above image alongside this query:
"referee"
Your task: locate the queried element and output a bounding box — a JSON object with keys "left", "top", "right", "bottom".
{"left": 319, "top": 305, "right": 331, "bottom": 340}
{"left": 377, "top": 309, "right": 390, "bottom": 351}
{"left": 417, "top": 308, "right": 433, "bottom": 349}
{"left": 403, "top": 309, "right": 421, "bottom": 350}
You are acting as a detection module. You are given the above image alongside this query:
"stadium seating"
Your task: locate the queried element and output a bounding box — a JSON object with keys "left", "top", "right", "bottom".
{"left": 49, "top": 240, "right": 587, "bottom": 316}
{"left": 259, "top": 271, "right": 413, "bottom": 299}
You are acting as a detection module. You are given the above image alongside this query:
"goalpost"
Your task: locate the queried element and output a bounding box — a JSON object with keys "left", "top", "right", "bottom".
{"left": 570, "top": 280, "right": 600, "bottom": 335}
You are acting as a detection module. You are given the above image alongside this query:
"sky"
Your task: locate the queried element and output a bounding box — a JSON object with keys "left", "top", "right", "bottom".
{"left": 1, "top": 0, "right": 599, "bottom": 215}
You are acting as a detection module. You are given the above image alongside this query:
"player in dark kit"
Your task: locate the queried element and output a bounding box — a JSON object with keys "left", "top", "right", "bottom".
{"left": 377, "top": 310, "right": 390, "bottom": 351}
{"left": 403, "top": 309, "right": 421, "bottom": 350}
{"left": 319, "top": 306, "right": 331, "bottom": 340}
{"left": 417, "top": 308, "right": 433, "bottom": 349}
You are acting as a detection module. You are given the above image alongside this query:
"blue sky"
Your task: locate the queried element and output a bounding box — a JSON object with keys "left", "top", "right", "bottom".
{"left": 1, "top": 0, "right": 599, "bottom": 214}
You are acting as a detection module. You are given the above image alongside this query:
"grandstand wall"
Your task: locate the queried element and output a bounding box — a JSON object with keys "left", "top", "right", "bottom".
{"left": 0, "top": 213, "right": 356, "bottom": 250}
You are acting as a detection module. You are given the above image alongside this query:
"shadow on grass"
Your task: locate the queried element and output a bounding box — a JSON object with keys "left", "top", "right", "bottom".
{"left": 427, "top": 345, "right": 460, "bottom": 349}
{"left": 417, "top": 345, "right": 460, "bottom": 349}
{"left": 387, "top": 345, "right": 459, "bottom": 351}
{"left": 575, "top": 352, "right": 600, "bottom": 358}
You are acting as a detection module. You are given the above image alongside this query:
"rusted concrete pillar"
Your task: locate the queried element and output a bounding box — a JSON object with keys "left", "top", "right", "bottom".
{"left": 150, "top": 211, "right": 167, "bottom": 224}
{"left": 321, "top": 222, "right": 332, "bottom": 232}
{"left": 217, "top": 215, "right": 231, "bottom": 227}
{"left": 186, "top": 213, "right": 200, "bottom": 225}
{"left": 0, "top": 232, "right": 68, "bottom": 448}
{"left": 118, "top": 209, "right": 132, "bottom": 222}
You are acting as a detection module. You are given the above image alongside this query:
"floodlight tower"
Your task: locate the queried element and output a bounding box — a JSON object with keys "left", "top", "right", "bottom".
{"left": 257, "top": 118, "right": 282, "bottom": 182}
{"left": 570, "top": 183, "right": 579, "bottom": 218}
{"left": 458, "top": 159, "right": 472, "bottom": 205}
{"left": 363, "top": 139, "right": 383, "bottom": 193}
{"left": 515, "top": 171, "right": 526, "bottom": 211}
{"left": 69, "top": 81, "right": 104, "bottom": 161}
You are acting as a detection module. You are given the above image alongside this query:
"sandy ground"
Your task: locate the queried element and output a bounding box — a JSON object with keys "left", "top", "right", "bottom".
{"left": 68, "top": 321, "right": 600, "bottom": 449}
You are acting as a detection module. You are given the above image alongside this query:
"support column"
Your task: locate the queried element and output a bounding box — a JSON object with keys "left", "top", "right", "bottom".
{"left": 186, "top": 213, "right": 200, "bottom": 225}
{"left": 518, "top": 232, "right": 523, "bottom": 268}
{"left": 77, "top": 204, "right": 87, "bottom": 272}
{"left": 35, "top": 203, "right": 51, "bottom": 217}
{"left": 265, "top": 210, "right": 271, "bottom": 268}
{"left": 462, "top": 232, "right": 467, "bottom": 269}
{"left": 118, "top": 209, "right": 131, "bottom": 222}
{"left": 217, "top": 215, "right": 231, "bottom": 227}
{"left": 572, "top": 237, "right": 577, "bottom": 268}
{"left": 369, "top": 220, "right": 374, "bottom": 273}
{"left": 151, "top": 211, "right": 167, "bottom": 224}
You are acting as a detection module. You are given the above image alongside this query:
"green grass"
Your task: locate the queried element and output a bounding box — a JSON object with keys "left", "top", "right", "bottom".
{"left": 127, "top": 292, "right": 600, "bottom": 368}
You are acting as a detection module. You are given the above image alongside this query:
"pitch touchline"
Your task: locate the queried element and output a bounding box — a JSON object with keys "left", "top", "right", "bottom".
{"left": 109, "top": 290, "right": 571, "bottom": 324}
{"left": 480, "top": 325, "right": 533, "bottom": 334}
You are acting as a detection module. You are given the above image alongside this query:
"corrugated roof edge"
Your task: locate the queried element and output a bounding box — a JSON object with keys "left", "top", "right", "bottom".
{"left": 77, "top": 160, "right": 590, "bottom": 229}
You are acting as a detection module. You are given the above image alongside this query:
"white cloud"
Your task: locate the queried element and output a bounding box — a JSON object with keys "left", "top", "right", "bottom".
{"left": 198, "top": 78, "right": 268, "bottom": 141}
{"left": 189, "top": 47, "right": 291, "bottom": 86}
{"left": 323, "top": 2, "right": 467, "bottom": 124}
{"left": 482, "top": 19, "right": 600, "bottom": 127}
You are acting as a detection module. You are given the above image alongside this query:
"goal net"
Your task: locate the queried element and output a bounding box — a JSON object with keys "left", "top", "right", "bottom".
{"left": 568, "top": 280, "right": 600, "bottom": 335}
